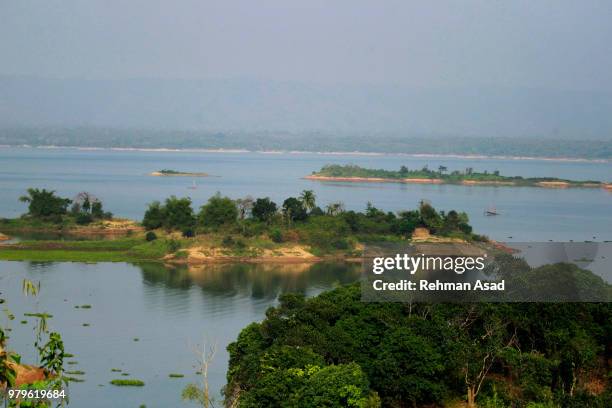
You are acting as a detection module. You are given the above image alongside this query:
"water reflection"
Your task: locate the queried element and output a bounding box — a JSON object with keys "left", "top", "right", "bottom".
{"left": 1, "top": 260, "right": 361, "bottom": 408}
{"left": 139, "top": 261, "right": 361, "bottom": 299}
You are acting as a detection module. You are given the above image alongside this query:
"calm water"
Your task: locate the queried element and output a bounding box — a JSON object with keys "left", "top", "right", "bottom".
{"left": 0, "top": 147, "right": 610, "bottom": 407}
{"left": 0, "top": 261, "right": 360, "bottom": 407}
{"left": 0, "top": 146, "right": 610, "bottom": 241}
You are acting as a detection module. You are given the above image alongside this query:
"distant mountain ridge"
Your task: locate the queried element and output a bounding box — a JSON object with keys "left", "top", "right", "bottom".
{"left": 1, "top": 76, "right": 612, "bottom": 138}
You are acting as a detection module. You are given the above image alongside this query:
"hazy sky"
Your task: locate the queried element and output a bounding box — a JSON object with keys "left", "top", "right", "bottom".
{"left": 1, "top": 1, "right": 611, "bottom": 91}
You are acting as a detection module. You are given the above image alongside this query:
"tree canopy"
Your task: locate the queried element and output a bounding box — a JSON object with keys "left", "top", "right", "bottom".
{"left": 198, "top": 194, "right": 239, "bottom": 228}
{"left": 226, "top": 284, "right": 611, "bottom": 407}
{"left": 19, "top": 188, "right": 71, "bottom": 219}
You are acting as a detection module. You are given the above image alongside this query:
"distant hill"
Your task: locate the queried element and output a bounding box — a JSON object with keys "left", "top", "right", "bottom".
{"left": 1, "top": 76, "right": 612, "bottom": 138}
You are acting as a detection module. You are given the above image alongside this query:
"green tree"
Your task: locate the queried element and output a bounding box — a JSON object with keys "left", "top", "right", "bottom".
{"left": 282, "top": 197, "right": 307, "bottom": 223}
{"left": 397, "top": 210, "right": 420, "bottom": 236}
{"left": 19, "top": 188, "right": 71, "bottom": 219}
{"left": 300, "top": 190, "right": 316, "bottom": 213}
{"left": 419, "top": 202, "right": 442, "bottom": 232}
{"left": 252, "top": 198, "right": 277, "bottom": 223}
{"left": 142, "top": 201, "right": 165, "bottom": 230}
{"left": 296, "top": 363, "right": 379, "bottom": 408}
{"left": 91, "top": 201, "right": 104, "bottom": 218}
{"left": 164, "top": 196, "right": 196, "bottom": 231}
{"left": 198, "top": 194, "right": 238, "bottom": 228}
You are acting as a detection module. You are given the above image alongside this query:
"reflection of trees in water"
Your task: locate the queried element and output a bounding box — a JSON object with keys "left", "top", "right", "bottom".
{"left": 137, "top": 262, "right": 361, "bottom": 299}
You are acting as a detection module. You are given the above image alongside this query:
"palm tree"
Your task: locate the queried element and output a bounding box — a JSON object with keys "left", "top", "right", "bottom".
{"left": 300, "top": 190, "right": 316, "bottom": 212}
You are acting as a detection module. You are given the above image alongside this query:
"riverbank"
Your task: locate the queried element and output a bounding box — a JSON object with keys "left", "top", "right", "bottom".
{"left": 0, "top": 218, "right": 144, "bottom": 236}
{"left": 0, "top": 221, "right": 489, "bottom": 264}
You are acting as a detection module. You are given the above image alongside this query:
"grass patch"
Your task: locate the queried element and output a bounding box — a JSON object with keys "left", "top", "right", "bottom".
{"left": 0, "top": 236, "right": 184, "bottom": 262}
{"left": 110, "top": 379, "right": 144, "bottom": 387}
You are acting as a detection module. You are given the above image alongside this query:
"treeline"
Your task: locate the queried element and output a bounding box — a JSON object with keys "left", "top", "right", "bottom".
{"left": 314, "top": 164, "right": 604, "bottom": 184}
{"left": 142, "top": 191, "right": 481, "bottom": 252}
{"left": 2, "top": 128, "right": 611, "bottom": 159}
{"left": 17, "top": 188, "right": 112, "bottom": 225}
{"left": 317, "top": 164, "right": 508, "bottom": 180}
{"left": 225, "top": 281, "right": 612, "bottom": 407}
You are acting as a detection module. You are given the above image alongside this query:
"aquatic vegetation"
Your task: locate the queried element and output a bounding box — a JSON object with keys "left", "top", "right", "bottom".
{"left": 24, "top": 312, "right": 53, "bottom": 319}
{"left": 111, "top": 368, "right": 122, "bottom": 372}
{"left": 75, "top": 304, "right": 92, "bottom": 309}
{"left": 65, "top": 370, "right": 85, "bottom": 375}
{"left": 169, "top": 373, "right": 184, "bottom": 378}
{"left": 110, "top": 379, "right": 145, "bottom": 386}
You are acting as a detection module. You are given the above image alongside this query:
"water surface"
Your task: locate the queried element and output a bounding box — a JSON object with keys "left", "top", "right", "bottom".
{"left": 0, "top": 261, "right": 360, "bottom": 407}
{"left": 0, "top": 147, "right": 610, "bottom": 241}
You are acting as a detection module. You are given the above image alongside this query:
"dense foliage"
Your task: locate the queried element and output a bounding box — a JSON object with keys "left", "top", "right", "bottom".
{"left": 142, "top": 191, "right": 480, "bottom": 253}
{"left": 142, "top": 196, "right": 196, "bottom": 233}
{"left": 19, "top": 189, "right": 111, "bottom": 224}
{"left": 19, "top": 188, "right": 71, "bottom": 220}
{"left": 226, "top": 284, "right": 611, "bottom": 407}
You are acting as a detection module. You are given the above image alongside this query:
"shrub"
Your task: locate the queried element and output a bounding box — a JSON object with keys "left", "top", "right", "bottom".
{"left": 75, "top": 213, "right": 93, "bottom": 225}
{"left": 270, "top": 228, "right": 283, "bottom": 243}
{"left": 168, "top": 239, "right": 181, "bottom": 252}
{"left": 222, "top": 235, "right": 235, "bottom": 247}
{"left": 145, "top": 231, "right": 157, "bottom": 242}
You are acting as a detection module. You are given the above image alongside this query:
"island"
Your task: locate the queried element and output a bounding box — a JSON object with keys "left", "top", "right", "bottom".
{"left": 306, "top": 164, "right": 612, "bottom": 189}
{"left": 1, "top": 188, "right": 493, "bottom": 263}
{"left": 149, "top": 169, "right": 208, "bottom": 177}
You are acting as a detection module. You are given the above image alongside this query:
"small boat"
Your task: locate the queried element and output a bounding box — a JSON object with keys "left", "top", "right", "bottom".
{"left": 188, "top": 180, "right": 197, "bottom": 190}
{"left": 484, "top": 206, "right": 499, "bottom": 216}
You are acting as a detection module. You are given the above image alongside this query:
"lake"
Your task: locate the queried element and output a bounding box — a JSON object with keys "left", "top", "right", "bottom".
{"left": 0, "top": 147, "right": 610, "bottom": 242}
{"left": 0, "top": 147, "right": 610, "bottom": 406}
{"left": 0, "top": 261, "right": 360, "bottom": 407}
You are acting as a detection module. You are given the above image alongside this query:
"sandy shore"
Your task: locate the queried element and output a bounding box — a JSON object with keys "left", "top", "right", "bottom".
{"left": 306, "top": 175, "right": 611, "bottom": 189}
